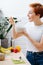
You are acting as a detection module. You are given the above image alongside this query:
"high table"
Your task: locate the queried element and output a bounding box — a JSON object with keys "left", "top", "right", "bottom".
{"left": 0, "top": 52, "right": 31, "bottom": 65}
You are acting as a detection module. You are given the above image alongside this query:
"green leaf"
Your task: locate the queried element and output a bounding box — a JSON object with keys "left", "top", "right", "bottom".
{"left": 7, "top": 25, "right": 12, "bottom": 33}
{"left": 0, "top": 34, "right": 5, "bottom": 39}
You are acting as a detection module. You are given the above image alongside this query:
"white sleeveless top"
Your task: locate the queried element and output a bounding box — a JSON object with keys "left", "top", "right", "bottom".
{"left": 25, "top": 22, "right": 43, "bottom": 52}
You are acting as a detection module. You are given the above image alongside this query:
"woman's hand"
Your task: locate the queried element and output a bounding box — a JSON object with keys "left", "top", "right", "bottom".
{"left": 9, "top": 17, "right": 15, "bottom": 25}
{"left": 21, "top": 29, "right": 28, "bottom": 36}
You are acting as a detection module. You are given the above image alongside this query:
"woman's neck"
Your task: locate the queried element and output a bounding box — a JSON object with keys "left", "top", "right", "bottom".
{"left": 34, "top": 19, "right": 43, "bottom": 26}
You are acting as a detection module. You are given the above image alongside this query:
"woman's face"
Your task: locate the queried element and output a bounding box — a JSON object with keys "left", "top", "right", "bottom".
{"left": 27, "top": 7, "right": 39, "bottom": 22}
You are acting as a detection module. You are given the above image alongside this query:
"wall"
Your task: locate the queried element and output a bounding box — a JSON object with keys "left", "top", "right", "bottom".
{"left": 0, "top": 0, "right": 43, "bottom": 18}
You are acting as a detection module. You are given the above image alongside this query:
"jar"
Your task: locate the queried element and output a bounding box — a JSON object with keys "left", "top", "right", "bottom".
{"left": 0, "top": 53, "right": 5, "bottom": 61}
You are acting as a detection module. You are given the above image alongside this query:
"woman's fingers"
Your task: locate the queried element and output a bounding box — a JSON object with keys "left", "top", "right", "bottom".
{"left": 9, "top": 17, "right": 14, "bottom": 25}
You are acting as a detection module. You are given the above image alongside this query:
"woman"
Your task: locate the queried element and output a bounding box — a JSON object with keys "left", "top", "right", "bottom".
{"left": 9, "top": 3, "right": 43, "bottom": 65}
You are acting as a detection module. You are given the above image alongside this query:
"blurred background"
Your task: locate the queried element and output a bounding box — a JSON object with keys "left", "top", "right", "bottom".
{"left": 0, "top": 0, "right": 43, "bottom": 18}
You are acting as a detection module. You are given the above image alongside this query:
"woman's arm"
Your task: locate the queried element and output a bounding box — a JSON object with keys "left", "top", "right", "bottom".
{"left": 23, "top": 31, "right": 43, "bottom": 51}
{"left": 9, "top": 17, "right": 24, "bottom": 39}
{"left": 13, "top": 26, "right": 25, "bottom": 39}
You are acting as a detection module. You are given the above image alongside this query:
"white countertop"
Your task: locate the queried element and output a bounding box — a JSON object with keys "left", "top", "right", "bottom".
{"left": 0, "top": 52, "right": 31, "bottom": 65}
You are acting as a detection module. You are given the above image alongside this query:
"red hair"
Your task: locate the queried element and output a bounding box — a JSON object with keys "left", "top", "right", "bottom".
{"left": 29, "top": 3, "right": 43, "bottom": 18}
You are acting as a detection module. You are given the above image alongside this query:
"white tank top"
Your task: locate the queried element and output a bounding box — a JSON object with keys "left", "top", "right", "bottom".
{"left": 25, "top": 22, "right": 43, "bottom": 52}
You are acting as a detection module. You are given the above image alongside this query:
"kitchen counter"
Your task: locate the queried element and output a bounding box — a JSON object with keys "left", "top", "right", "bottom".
{"left": 0, "top": 52, "right": 31, "bottom": 65}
